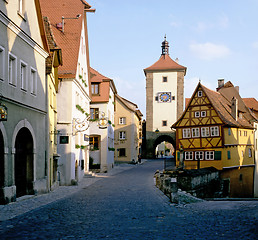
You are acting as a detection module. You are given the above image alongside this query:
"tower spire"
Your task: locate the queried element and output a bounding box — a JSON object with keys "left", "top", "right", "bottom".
{"left": 161, "top": 35, "right": 169, "bottom": 55}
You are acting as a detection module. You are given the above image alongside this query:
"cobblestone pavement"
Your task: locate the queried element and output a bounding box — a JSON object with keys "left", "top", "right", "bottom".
{"left": 0, "top": 160, "right": 257, "bottom": 239}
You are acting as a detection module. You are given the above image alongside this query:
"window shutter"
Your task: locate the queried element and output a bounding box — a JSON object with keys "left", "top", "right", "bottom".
{"left": 214, "top": 151, "right": 221, "bottom": 160}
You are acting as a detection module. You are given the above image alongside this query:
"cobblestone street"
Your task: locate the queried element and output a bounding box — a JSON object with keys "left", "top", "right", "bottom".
{"left": 0, "top": 160, "right": 257, "bottom": 239}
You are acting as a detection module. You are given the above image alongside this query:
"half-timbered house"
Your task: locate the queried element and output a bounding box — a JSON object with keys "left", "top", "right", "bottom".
{"left": 172, "top": 81, "right": 256, "bottom": 197}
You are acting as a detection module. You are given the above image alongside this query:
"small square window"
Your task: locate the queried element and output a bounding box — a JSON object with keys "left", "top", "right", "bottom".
{"left": 119, "top": 117, "right": 126, "bottom": 125}
{"left": 195, "top": 111, "right": 200, "bottom": 118}
{"left": 162, "top": 120, "right": 167, "bottom": 126}
{"left": 198, "top": 91, "right": 202, "bottom": 97}
{"left": 119, "top": 131, "right": 126, "bottom": 140}
{"left": 201, "top": 111, "right": 206, "bottom": 117}
{"left": 162, "top": 76, "right": 167, "bottom": 82}
{"left": 171, "top": 96, "right": 175, "bottom": 100}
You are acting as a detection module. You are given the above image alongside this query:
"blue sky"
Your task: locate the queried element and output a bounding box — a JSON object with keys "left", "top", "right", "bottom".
{"left": 87, "top": 0, "right": 258, "bottom": 118}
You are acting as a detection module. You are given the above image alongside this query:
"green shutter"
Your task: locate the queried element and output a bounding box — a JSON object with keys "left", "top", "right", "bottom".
{"left": 214, "top": 151, "right": 221, "bottom": 160}
{"left": 177, "top": 152, "right": 180, "bottom": 161}
{"left": 227, "top": 151, "right": 231, "bottom": 159}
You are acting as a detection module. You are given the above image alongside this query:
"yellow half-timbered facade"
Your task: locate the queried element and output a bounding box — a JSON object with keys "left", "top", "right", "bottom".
{"left": 172, "top": 81, "right": 257, "bottom": 197}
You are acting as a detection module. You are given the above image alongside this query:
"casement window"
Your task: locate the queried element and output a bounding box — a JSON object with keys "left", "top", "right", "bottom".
{"left": 90, "top": 108, "right": 99, "bottom": 120}
{"left": 201, "top": 127, "right": 210, "bottom": 137}
{"left": 91, "top": 83, "right": 99, "bottom": 95}
{"left": 119, "top": 131, "right": 126, "bottom": 140}
{"left": 185, "top": 151, "right": 193, "bottom": 160}
{"left": 118, "top": 148, "right": 126, "bottom": 157}
{"left": 192, "top": 128, "right": 200, "bottom": 138}
{"left": 227, "top": 151, "right": 231, "bottom": 160}
{"left": 195, "top": 151, "right": 204, "bottom": 160}
{"left": 249, "top": 148, "right": 252, "bottom": 157}
{"left": 30, "top": 67, "right": 37, "bottom": 95}
{"left": 201, "top": 111, "right": 206, "bottom": 117}
{"left": 8, "top": 52, "right": 17, "bottom": 86}
{"left": 162, "top": 76, "right": 167, "bottom": 82}
{"left": 210, "top": 126, "right": 219, "bottom": 137}
{"left": 205, "top": 151, "right": 214, "bottom": 160}
{"left": 162, "top": 120, "right": 167, "bottom": 127}
{"left": 89, "top": 136, "right": 100, "bottom": 150}
{"left": 0, "top": 46, "right": 4, "bottom": 81}
{"left": 119, "top": 117, "right": 126, "bottom": 125}
{"left": 182, "top": 128, "right": 191, "bottom": 138}
{"left": 20, "top": 60, "right": 27, "bottom": 91}
{"left": 198, "top": 91, "right": 202, "bottom": 97}
{"left": 195, "top": 111, "right": 200, "bottom": 118}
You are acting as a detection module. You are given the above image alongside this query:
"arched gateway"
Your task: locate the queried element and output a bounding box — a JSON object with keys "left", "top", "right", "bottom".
{"left": 142, "top": 36, "right": 187, "bottom": 159}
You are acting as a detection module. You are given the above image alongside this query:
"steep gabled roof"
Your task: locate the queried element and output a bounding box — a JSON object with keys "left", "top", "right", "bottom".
{"left": 40, "top": 0, "right": 93, "bottom": 78}
{"left": 144, "top": 54, "right": 186, "bottom": 75}
{"left": 173, "top": 82, "right": 255, "bottom": 129}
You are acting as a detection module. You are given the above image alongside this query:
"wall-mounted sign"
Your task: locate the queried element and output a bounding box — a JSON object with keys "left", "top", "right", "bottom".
{"left": 98, "top": 112, "right": 108, "bottom": 129}
{"left": 74, "top": 117, "right": 89, "bottom": 134}
{"left": 60, "top": 136, "right": 69, "bottom": 144}
{"left": 0, "top": 104, "right": 7, "bottom": 121}
{"left": 84, "top": 134, "right": 89, "bottom": 141}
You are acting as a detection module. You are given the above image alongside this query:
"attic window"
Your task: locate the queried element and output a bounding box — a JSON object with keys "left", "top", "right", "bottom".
{"left": 198, "top": 91, "right": 202, "bottom": 97}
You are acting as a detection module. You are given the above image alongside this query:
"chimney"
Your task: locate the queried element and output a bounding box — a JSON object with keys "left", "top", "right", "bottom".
{"left": 175, "top": 58, "right": 179, "bottom": 63}
{"left": 231, "top": 97, "right": 238, "bottom": 121}
{"left": 235, "top": 86, "right": 239, "bottom": 92}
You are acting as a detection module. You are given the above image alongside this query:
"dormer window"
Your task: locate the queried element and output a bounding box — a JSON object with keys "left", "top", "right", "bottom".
{"left": 91, "top": 83, "right": 99, "bottom": 95}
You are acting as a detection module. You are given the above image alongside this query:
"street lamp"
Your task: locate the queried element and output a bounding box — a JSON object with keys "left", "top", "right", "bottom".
{"left": 61, "top": 14, "right": 81, "bottom": 33}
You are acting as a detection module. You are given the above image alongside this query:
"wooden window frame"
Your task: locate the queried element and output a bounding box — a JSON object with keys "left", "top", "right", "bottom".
{"left": 119, "top": 131, "right": 126, "bottom": 140}
{"left": 185, "top": 151, "right": 193, "bottom": 160}
{"left": 205, "top": 151, "right": 214, "bottom": 160}
{"left": 201, "top": 127, "right": 210, "bottom": 137}
{"left": 89, "top": 136, "right": 100, "bottom": 150}
{"left": 201, "top": 111, "right": 206, "bottom": 117}
{"left": 210, "top": 126, "right": 219, "bottom": 137}
{"left": 119, "top": 117, "right": 126, "bottom": 125}
{"left": 91, "top": 83, "right": 99, "bottom": 95}
{"left": 192, "top": 128, "right": 200, "bottom": 138}
{"left": 195, "top": 151, "right": 204, "bottom": 160}
{"left": 90, "top": 108, "right": 99, "bottom": 120}
{"left": 183, "top": 128, "right": 191, "bottom": 138}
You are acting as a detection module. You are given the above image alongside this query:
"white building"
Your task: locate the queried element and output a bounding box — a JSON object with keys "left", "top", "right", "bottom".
{"left": 0, "top": 0, "right": 49, "bottom": 203}
{"left": 40, "top": 0, "right": 95, "bottom": 185}
{"left": 89, "top": 68, "right": 117, "bottom": 172}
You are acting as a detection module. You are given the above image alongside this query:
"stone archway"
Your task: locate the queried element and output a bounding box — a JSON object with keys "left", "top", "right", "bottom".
{"left": 14, "top": 127, "right": 34, "bottom": 197}
{"left": 153, "top": 135, "right": 175, "bottom": 158}
{"left": 143, "top": 131, "right": 176, "bottom": 159}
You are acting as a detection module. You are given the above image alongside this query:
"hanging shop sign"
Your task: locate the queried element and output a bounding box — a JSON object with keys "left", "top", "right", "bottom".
{"left": 0, "top": 104, "right": 7, "bottom": 121}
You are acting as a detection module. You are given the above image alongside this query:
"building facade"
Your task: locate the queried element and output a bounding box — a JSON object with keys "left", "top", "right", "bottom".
{"left": 0, "top": 0, "right": 49, "bottom": 203}
{"left": 43, "top": 16, "right": 63, "bottom": 190}
{"left": 40, "top": 0, "right": 94, "bottom": 185}
{"left": 143, "top": 36, "right": 186, "bottom": 158}
{"left": 172, "top": 81, "right": 256, "bottom": 197}
{"left": 114, "top": 95, "right": 143, "bottom": 163}
{"left": 89, "top": 68, "right": 117, "bottom": 172}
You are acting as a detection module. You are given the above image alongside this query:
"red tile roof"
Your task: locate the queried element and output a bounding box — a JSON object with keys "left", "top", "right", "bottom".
{"left": 173, "top": 82, "right": 256, "bottom": 129}
{"left": 144, "top": 54, "right": 186, "bottom": 75}
{"left": 39, "top": 0, "right": 92, "bottom": 78}
{"left": 90, "top": 67, "right": 117, "bottom": 103}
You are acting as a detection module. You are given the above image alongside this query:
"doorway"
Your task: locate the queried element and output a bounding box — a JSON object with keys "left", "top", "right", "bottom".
{"left": 15, "top": 127, "right": 34, "bottom": 197}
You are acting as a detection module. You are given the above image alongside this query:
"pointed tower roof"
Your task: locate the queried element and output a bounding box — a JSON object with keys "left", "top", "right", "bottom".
{"left": 144, "top": 36, "right": 187, "bottom": 75}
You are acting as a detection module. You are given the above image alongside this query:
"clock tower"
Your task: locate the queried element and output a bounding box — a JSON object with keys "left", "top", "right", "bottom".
{"left": 143, "top": 36, "right": 187, "bottom": 158}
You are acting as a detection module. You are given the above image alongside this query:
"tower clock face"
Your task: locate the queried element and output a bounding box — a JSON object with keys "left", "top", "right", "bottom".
{"left": 159, "top": 92, "right": 171, "bottom": 102}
